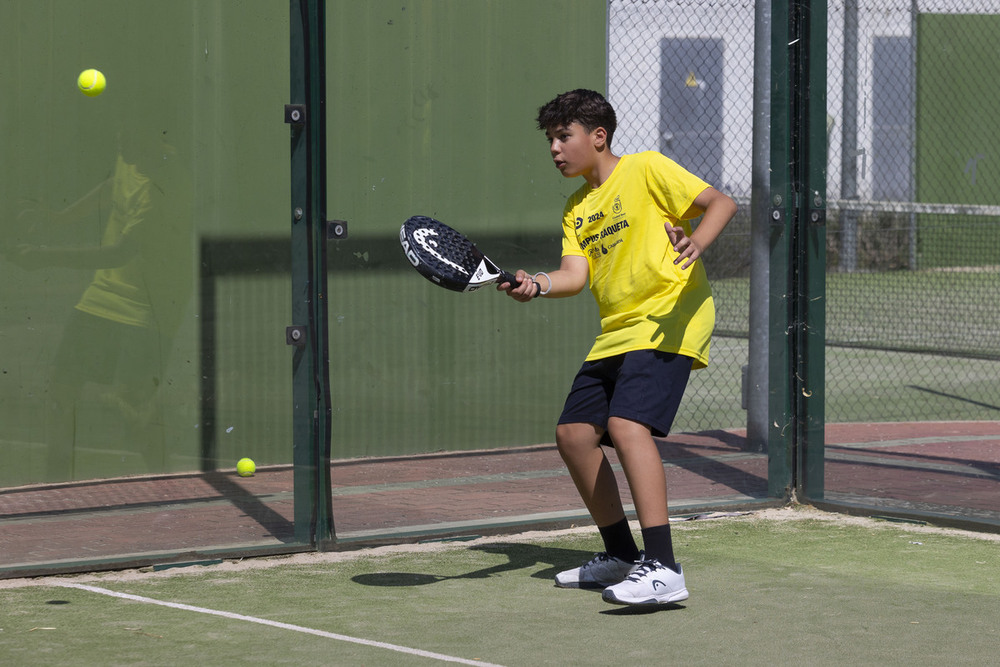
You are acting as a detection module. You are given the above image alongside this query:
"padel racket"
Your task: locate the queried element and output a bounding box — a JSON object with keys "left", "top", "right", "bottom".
{"left": 400, "top": 215, "right": 526, "bottom": 293}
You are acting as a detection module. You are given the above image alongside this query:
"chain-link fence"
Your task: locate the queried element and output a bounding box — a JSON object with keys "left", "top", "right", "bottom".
{"left": 608, "top": 0, "right": 1000, "bottom": 432}
{"left": 608, "top": 0, "right": 756, "bottom": 433}
{"left": 826, "top": 0, "right": 1000, "bottom": 423}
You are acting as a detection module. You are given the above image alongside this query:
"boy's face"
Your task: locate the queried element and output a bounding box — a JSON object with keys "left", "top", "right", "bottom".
{"left": 544, "top": 122, "right": 603, "bottom": 179}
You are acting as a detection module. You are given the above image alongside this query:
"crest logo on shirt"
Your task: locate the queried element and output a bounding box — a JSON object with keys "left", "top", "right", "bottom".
{"left": 612, "top": 196, "right": 623, "bottom": 216}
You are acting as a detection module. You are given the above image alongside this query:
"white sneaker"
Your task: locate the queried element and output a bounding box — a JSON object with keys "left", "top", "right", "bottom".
{"left": 554, "top": 552, "right": 637, "bottom": 589}
{"left": 602, "top": 557, "right": 689, "bottom": 605}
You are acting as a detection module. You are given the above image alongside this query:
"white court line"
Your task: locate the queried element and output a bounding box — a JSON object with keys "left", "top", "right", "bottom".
{"left": 54, "top": 582, "right": 504, "bottom": 667}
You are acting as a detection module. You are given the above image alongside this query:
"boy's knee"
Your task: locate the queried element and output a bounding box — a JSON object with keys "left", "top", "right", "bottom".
{"left": 556, "top": 422, "right": 602, "bottom": 455}
{"left": 607, "top": 416, "right": 652, "bottom": 438}
{"left": 555, "top": 423, "right": 574, "bottom": 449}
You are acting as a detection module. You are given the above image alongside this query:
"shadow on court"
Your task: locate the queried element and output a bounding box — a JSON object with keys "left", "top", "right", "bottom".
{"left": 351, "top": 542, "right": 597, "bottom": 587}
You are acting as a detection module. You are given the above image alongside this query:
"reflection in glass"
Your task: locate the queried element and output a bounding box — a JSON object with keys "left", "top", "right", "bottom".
{"left": 3, "top": 117, "right": 192, "bottom": 482}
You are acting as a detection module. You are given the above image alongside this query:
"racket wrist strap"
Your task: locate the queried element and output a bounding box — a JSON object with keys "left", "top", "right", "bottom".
{"left": 533, "top": 271, "right": 552, "bottom": 296}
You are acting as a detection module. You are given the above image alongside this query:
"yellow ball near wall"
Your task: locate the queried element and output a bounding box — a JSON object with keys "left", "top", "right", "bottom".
{"left": 236, "top": 458, "right": 256, "bottom": 477}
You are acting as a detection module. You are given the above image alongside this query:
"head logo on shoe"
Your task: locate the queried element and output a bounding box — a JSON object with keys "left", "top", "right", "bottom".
{"left": 602, "top": 559, "right": 689, "bottom": 606}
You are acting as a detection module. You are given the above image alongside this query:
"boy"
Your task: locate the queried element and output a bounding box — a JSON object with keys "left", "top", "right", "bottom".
{"left": 501, "top": 89, "right": 736, "bottom": 605}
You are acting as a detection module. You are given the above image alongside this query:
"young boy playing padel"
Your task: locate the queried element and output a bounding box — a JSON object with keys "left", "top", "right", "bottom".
{"left": 500, "top": 89, "right": 736, "bottom": 606}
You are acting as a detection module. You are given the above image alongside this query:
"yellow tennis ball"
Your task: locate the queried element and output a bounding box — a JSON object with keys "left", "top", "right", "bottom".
{"left": 77, "top": 69, "right": 106, "bottom": 97}
{"left": 236, "top": 457, "right": 256, "bottom": 477}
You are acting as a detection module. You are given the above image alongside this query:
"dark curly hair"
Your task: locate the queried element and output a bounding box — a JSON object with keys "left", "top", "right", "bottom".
{"left": 536, "top": 89, "right": 617, "bottom": 147}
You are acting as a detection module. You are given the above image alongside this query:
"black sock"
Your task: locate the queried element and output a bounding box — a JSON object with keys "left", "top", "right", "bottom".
{"left": 641, "top": 524, "right": 679, "bottom": 572}
{"left": 598, "top": 518, "right": 640, "bottom": 562}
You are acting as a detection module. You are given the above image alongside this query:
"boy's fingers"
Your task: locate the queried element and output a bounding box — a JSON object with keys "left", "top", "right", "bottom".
{"left": 499, "top": 270, "right": 535, "bottom": 301}
{"left": 671, "top": 235, "right": 692, "bottom": 256}
{"left": 674, "top": 243, "right": 702, "bottom": 269}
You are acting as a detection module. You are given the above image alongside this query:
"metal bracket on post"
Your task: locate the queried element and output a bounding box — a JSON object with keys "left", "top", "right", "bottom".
{"left": 809, "top": 193, "right": 826, "bottom": 225}
{"left": 284, "top": 104, "right": 307, "bottom": 126}
{"left": 286, "top": 325, "right": 307, "bottom": 347}
{"left": 326, "top": 220, "right": 348, "bottom": 240}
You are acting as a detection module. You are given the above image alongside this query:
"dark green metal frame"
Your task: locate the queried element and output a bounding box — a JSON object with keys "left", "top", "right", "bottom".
{"left": 289, "top": 0, "right": 334, "bottom": 546}
{"left": 766, "top": 0, "right": 827, "bottom": 500}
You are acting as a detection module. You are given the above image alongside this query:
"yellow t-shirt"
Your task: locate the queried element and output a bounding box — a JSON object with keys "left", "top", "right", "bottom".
{"left": 75, "top": 154, "right": 154, "bottom": 328}
{"left": 561, "top": 151, "right": 715, "bottom": 369}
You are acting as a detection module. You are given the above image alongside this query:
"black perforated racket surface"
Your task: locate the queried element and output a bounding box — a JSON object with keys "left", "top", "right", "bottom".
{"left": 399, "top": 215, "right": 517, "bottom": 292}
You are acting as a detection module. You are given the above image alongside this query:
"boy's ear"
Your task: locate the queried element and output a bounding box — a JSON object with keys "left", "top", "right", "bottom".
{"left": 591, "top": 126, "right": 609, "bottom": 149}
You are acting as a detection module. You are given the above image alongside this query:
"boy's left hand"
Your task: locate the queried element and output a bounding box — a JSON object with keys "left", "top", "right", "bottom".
{"left": 666, "top": 225, "right": 703, "bottom": 270}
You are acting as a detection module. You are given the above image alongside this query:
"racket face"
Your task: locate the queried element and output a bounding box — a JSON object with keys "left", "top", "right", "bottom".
{"left": 400, "top": 216, "right": 502, "bottom": 292}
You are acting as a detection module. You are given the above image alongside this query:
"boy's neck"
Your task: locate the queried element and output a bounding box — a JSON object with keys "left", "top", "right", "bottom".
{"left": 584, "top": 150, "right": 620, "bottom": 189}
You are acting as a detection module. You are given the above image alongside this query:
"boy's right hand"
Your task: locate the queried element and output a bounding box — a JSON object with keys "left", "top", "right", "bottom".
{"left": 497, "top": 269, "right": 539, "bottom": 302}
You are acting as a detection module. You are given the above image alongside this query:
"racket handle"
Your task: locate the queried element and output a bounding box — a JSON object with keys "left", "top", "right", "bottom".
{"left": 500, "top": 271, "right": 542, "bottom": 298}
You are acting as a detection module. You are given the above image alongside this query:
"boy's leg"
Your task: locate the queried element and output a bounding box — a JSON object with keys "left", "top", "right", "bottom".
{"left": 555, "top": 422, "right": 627, "bottom": 527}
{"left": 607, "top": 417, "right": 671, "bottom": 528}
{"left": 602, "top": 350, "right": 692, "bottom": 558}
{"left": 607, "top": 416, "right": 676, "bottom": 568}
{"left": 555, "top": 422, "right": 640, "bottom": 558}
{"left": 602, "top": 417, "right": 688, "bottom": 605}
{"left": 553, "top": 421, "right": 639, "bottom": 588}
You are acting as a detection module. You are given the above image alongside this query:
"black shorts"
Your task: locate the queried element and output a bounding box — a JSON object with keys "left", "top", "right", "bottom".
{"left": 557, "top": 349, "right": 693, "bottom": 445}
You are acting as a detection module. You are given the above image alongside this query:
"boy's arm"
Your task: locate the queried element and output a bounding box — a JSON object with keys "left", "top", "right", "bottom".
{"left": 498, "top": 254, "right": 589, "bottom": 303}
{"left": 5, "top": 230, "right": 140, "bottom": 271}
{"left": 54, "top": 177, "right": 114, "bottom": 224}
{"left": 667, "top": 186, "right": 737, "bottom": 270}
{"left": 19, "top": 176, "right": 114, "bottom": 227}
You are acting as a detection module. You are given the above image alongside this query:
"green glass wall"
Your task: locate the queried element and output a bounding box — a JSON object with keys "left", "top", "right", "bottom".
{"left": 0, "top": 1, "right": 300, "bottom": 572}
{"left": 1, "top": 1, "right": 291, "bottom": 484}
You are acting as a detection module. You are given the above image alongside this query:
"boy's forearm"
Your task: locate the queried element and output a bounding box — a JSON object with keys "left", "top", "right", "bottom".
{"left": 531, "top": 269, "right": 583, "bottom": 298}
{"left": 668, "top": 192, "right": 737, "bottom": 269}
{"left": 11, "top": 234, "right": 138, "bottom": 271}
{"left": 541, "top": 255, "right": 590, "bottom": 298}
{"left": 690, "top": 197, "right": 737, "bottom": 253}
{"left": 41, "top": 177, "right": 112, "bottom": 225}
{"left": 503, "top": 255, "right": 588, "bottom": 302}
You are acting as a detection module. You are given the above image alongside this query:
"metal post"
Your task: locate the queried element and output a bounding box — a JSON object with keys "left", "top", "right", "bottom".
{"left": 748, "top": 0, "right": 776, "bottom": 462}
{"left": 289, "top": 0, "right": 333, "bottom": 546}
{"left": 754, "top": 0, "right": 796, "bottom": 497}
{"left": 750, "top": 0, "right": 826, "bottom": 500}
{"left": 840, "top": 0, "right": 859, "bottom": 273}
{"left": 909, "top": 0, "right": 919, "bottom": 269}
{"left": 793, "top": 0, "right": 827, "bottom": 500}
